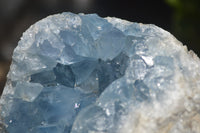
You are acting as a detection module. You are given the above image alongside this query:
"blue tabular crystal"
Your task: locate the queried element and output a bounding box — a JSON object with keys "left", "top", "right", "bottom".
{"left": 1, "top": 12, "right": 200, "bottom": 133}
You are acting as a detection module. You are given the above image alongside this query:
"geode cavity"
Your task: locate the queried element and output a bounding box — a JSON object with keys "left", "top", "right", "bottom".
{"left": 0, "top": 12, "right": 200, "bottom": 133}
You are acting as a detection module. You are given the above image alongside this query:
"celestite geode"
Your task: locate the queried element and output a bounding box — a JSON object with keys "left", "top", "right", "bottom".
{"left": 0, "top": 12, "right": 200, "bottom": 133}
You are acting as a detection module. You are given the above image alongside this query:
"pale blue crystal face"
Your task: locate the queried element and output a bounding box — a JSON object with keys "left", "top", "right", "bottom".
{"left": 0, "top": 12, "right": 199, "bottom": 133}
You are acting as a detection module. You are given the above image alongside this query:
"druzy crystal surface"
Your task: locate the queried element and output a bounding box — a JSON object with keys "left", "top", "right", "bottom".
{"left": 1, "top": 12, "right": 200, "bottom": 133}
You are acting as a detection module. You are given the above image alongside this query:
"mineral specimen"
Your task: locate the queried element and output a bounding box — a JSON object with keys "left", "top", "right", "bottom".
{"left": 0, "top": 12, "right": 200, "bottom": 133}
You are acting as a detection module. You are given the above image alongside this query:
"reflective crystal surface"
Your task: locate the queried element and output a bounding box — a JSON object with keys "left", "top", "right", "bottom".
{"left": 0, "top": 12, "right": 200, "bottom": 133}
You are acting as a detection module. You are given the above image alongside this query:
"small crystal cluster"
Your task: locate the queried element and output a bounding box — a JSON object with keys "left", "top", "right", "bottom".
{"left": 0, "top": 12, "right": 200, "bottom": 133}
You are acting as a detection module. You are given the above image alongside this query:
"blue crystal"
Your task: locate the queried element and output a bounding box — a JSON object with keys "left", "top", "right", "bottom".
{"left": 1, "top": 12, "right": 200, "bottom": 133}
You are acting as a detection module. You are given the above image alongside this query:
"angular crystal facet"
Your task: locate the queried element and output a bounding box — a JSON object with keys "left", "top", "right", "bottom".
{"left": 0, "top": 12, "right": 200, "bottom": 133}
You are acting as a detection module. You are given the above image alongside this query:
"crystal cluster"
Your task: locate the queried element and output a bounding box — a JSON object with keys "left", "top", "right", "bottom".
{"left": 0, "top": 12, "right": 200, "bottom": 133}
